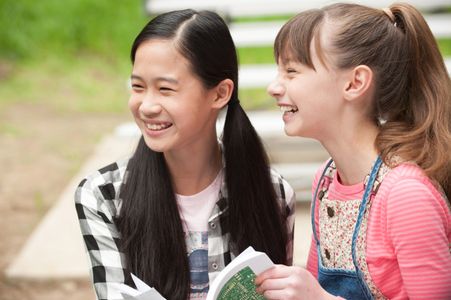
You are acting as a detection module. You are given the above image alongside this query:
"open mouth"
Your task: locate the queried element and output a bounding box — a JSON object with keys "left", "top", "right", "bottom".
{"left": 145, "top": 122, "right": 173, "bottom": 131}
{"left": 280, "top": 105, "right": 299, "bottom": 114}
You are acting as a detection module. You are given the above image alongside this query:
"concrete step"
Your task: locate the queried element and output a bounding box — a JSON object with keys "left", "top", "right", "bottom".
{"left": 5, "top": 133, "right": 139, "bottom": 279}
{"left": 231, "top": 14, "right": 451, "bottom": 47}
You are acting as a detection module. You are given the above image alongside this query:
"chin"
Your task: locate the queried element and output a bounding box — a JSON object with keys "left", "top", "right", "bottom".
{"left": 284, "top": 126, "right": 300, "bottom": 137}
{"left": 142, "top": 136, "right": 168, "bottom": 153}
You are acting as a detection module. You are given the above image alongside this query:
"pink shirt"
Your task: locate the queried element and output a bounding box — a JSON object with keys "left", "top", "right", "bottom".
{"left": 176, "top": 170, "right": 223, "bottom": 232}
{"left": 307, "top": 162, "right": 451, "bottom": 299}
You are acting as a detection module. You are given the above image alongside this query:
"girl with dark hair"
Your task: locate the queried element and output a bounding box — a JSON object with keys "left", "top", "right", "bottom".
{"left": 75, "top": 9, "right": 295, "bottom": 300}
{"left": 255, "top": 2, "right": 451, "bottom": 300}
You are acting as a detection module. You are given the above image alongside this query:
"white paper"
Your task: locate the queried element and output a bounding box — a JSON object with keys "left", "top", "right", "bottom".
{"left": 110, "top": 273, "right": 166, "bottom": 300}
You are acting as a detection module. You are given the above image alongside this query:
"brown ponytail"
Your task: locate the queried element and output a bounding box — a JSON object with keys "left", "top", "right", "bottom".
{"left": 375, "top": 3, "right": 451, "bottom": 197}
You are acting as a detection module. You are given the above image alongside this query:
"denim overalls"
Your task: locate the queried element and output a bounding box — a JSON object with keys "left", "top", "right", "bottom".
{"left": 311, "top": 157, "right": 383, "bottom": 300}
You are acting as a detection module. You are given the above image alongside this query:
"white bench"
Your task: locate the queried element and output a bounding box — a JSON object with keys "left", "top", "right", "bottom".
{"left": 146, "top": 0, "right": 451, "bottom": 17}
{"left": 230, "top": 15, "right": 451, "bottom": 47}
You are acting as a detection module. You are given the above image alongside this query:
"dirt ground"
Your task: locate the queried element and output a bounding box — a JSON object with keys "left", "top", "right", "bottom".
{"left": 0, "top": 103, "right": 129, "bottom": 299}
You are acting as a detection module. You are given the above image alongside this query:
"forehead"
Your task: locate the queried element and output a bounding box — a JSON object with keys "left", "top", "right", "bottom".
{"left": 133, "top": 39, "right": 191, "bottom": 75}
{"left": 278, "top": 21, "right": 334, "bottom": 71}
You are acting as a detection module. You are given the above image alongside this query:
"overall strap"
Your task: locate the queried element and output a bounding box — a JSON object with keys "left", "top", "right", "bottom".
{"left": 350, "top": 156, "right": 382, "bottom": 284}
{"left": 312, "top": 158, "right": 334, "bottom": 245}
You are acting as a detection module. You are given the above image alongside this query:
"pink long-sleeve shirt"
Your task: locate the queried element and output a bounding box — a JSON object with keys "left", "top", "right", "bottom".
{"left": 307, "top": 162, "right": 451, "bottom": 299}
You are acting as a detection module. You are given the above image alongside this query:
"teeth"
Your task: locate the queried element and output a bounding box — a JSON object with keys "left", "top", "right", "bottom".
{"left": 146, "top": 123, "right": 171, "bottom": 131}
{"left": 280, "top": 105, "right": 298, "bottom": 113}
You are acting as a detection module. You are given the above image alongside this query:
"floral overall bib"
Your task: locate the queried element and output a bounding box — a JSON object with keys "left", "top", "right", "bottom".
{"left": 311, "top": 156, "right": 388, "bottom": 300}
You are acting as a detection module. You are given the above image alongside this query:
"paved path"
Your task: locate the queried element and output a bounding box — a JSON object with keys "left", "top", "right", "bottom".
{"left": 5, "top": 111, "right": 326, "bottom": 279}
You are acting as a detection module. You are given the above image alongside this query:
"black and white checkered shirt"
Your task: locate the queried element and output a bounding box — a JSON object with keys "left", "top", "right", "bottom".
{"left": 75, "top": 158, "right": 296, "bottom": 300}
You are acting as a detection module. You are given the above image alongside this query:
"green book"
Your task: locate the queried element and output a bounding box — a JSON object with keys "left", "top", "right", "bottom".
{"left": 114, "top": 246, "right": 273, "bottom": 300}
{"left": 206, "top": 246, "right": 273, "bottom": 300}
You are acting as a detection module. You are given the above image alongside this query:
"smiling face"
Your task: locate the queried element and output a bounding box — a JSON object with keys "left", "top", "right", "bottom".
{"left": 129, "top": 39, "right": 218, "bottom": 153}
{"left": 267, "top": 25, "right": 349, "bottom": 140}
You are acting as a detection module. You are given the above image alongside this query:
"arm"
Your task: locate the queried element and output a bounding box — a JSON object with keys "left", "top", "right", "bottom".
{"left": 75, "top": 178, "right": 128, "bottom": 300}
{"left": 385, "top": 178, "right": 451, "bottom": 299}
{"left": 306, "top": 236, "right": 318, "bottom": 277}
{"left": 306, "top": 165, "right": 323, "bottom": 277}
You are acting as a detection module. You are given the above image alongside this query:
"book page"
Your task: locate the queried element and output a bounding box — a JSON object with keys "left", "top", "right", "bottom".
{"left": 206, "top": 247, "right": 273, "bottom": 300}
{"left": 216, "top": 266, "right": 265, "bottom": 300}
{"left": 121, "top": 289, "right": 166, "bottom": 300}
{"left": 110, "top": 274, "right": 166, "bottom": 300}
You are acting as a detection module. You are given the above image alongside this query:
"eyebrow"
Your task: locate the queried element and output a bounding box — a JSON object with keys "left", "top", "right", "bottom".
{"left": 130, "top": 74, "right": 178, "bottom": 84}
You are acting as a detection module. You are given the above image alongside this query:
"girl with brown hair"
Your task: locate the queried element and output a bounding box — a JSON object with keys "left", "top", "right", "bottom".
{"left": 256, "top": 2, "right": 451, "bottom": 299}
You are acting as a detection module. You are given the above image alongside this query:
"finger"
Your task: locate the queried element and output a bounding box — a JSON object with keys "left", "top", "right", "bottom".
{"left": 258, "top": 277, "right": 296, "bottom": 292}
{"left": 255, "top": 265, "right": 298, "bottom": 284}
{"left": 262, "top": 288, "right": 299, "bottom": 300}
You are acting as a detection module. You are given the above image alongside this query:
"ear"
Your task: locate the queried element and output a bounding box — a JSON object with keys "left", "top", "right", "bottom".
{"left": 343, "top": 65, "right": 373, "bottom": 101}
{"left": 211, "top": 79, "right": 234, "bottom": 109}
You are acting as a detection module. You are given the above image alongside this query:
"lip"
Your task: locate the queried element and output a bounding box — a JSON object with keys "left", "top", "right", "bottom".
{"left": 278, "top": 103, "right": 298, "bottom": 123}
{"left": 282, "top": 111, "right": 296, "bottom": 123}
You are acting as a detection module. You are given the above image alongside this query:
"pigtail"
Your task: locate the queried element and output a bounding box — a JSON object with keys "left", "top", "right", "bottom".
{"left": 118, "top": 138, "right": 190, "bottom": 299}
{"left": 222, "top": 99, "right": 288, "bottom": 264}
{"left": 376, "top": 4, "right": 451, "bottom": 197}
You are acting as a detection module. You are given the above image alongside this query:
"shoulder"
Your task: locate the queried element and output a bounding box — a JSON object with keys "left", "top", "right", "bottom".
{"left": 377, "top": 162, "right": 449, "bottom": 214}
{"left": 380, "top": 163, "right": 442, "bottom": 197}
{"left": 75, "top": 158, "right": 129, "bottom": 205}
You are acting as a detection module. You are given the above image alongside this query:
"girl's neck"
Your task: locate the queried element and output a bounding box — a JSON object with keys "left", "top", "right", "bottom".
{"left": 321, "top": 121, "right": 379, "bottom": 186}
{"left": 164, "top": 138, "right": 222, "bottom": 196}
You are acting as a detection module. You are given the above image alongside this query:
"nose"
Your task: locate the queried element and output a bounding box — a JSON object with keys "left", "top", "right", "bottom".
{"left": 267, "top": 77, "right": 285, "bottom": 99}
{"left": 139, "top": 95, "right": 163, "bottom": 117}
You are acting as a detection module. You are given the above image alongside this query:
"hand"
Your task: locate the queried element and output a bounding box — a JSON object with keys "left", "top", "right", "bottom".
{"left": 255, "top": 265, "right": 337, "bottom": 300}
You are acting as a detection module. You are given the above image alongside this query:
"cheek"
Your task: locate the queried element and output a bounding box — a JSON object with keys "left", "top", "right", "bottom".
{"left": 286, "top": 83, "right": 302, "bottom": 102}
{"left": 128, "top": 96, "right": 140, "bottom": 115}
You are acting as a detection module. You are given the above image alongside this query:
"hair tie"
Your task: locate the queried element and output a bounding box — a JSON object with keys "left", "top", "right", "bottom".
{"left": 382, "top": 8, "right": 397, "bottom": 27}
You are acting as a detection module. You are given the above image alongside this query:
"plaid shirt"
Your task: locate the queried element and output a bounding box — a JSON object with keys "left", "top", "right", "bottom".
{"left": 75, "top": 158, "right": 296, "bottom": 300}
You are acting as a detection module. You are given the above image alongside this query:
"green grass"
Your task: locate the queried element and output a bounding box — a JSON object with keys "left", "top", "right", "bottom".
{"left": 0, "top": 0, "right": 147, "bottom": 62}
{"left": 232, "top": 14, "right": 294, "bottom": 23}
{"left": 0, "top": 57, "right": 131, "bottom": 113}
{"left": 238, "top": 46, "right": 274, "bottom": 64}
{"left": 240, "top": 88, "right": 275, "bottom": 110}
{"left": 437, "top": 38, "right": 451, "bottom": 56}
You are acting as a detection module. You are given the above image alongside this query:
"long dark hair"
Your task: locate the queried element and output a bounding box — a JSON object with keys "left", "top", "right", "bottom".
{"left": 274, "top": 3, "right": 450, "bottom": 197}
{"left": 117, "top": 9, "right": 288, "bottom": 299}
